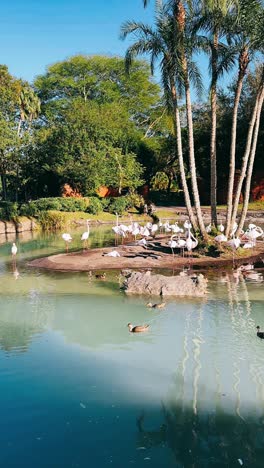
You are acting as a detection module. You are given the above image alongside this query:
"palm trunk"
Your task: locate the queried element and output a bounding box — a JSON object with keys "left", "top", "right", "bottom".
{"left": 210, "top": 33, "right": 218, "bottom": 227}
{"left": 171, "top": 83, "right": 198, "bottom": 231}
{"left": 184, "top": 73, "right": 207, "bottom": 237}
{"left": 230, "top": 75, "right": 264, "bottom": 229}
{"left": 236, "top": 91, "right": 264, "bottom": 236}
{"left": 225, "top": 47, "right": 249, "bottom": 238}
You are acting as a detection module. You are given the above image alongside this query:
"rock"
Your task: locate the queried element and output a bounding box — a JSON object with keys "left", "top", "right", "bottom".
{"left": 5, "top": 221, "right": 16, "bottom": 234}
{"left": 123, "top": 271, "right": 208, "bottom": 297}
{"left": 0, "top": 222, "right": 5, "bottom": 235}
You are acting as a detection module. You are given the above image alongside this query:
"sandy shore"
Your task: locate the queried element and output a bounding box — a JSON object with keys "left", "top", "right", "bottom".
{"left": 29, "top": 240, "right": 264, "bottom": 272}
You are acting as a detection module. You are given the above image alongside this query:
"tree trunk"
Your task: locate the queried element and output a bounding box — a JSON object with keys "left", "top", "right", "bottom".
{"left": 225, "top": 47, "right": 249, "bottom": 238}
{"left": 17, "top": 117, "right": 22, "bottom": 137}
{"left": 1, "top": 173, "right": 7, "bottom": 201}
{"left": 230, "top": 76, "right": 264, "bottom": 229}
{"left": 184, "top": 73, "right": 207, "bottom": 237}
{"left": 236, "top": 91, "right": 264, "bottom": 236}
{"left": 171, "top": 83, "right": 198, "bottom": 231}
{"left": 210, "top": 33, "right": 218, "bottom": 227}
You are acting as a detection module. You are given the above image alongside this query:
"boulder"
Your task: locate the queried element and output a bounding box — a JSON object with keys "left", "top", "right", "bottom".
{"left": 123, "top": 271, "right": 207, "bottom": 297}
{"left": 0, "top": 222, "right": 5, "bottom": 235}
{"left": 5, "top": 221, "right": 16, "bottom": 234}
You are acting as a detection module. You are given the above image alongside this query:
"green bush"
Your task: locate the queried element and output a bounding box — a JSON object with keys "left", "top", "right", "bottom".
{"left": 108, "top": 197, "right": 129, "bottom": 215}
{"left": 38, "top": 211, "right": 67, "bottom": 230}
{"left": 86, "top": 197, "right": 103, "bottom": 215}
{"left": 19, "top": 202, "right": 39, "bottom": 217}
{"left": 59, "top": 197, "right": 89, "bottom": 212}
{"left": 125, "top": 192, "right": 144, "bottom": 210}
{"left": 0, "top": 202, "right": 19, "bottom": 220}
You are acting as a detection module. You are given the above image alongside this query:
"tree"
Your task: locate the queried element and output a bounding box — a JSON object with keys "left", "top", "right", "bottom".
{"left": 232, "top": 65, "right": 264, "bottom": 234}
{"left": 225, "top": 0, "right": 264, "bottom": 236}
{"left": 121, "top": 2, "right": 202, "bottom": 232}
{"left": 193, "top": 0, "right": 239, "bottom": 226}
{"left": 34, "top": 55, "right": 160, "bottom": 127}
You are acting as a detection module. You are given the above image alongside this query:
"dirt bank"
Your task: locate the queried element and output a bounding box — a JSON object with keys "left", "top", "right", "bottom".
{"left": 29, "top": 241, "right": 264, "bottom": 272}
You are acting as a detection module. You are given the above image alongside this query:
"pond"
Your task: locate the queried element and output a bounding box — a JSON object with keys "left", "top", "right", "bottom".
{"left": 0, "top": 226, "right": 264, "bottom": 467}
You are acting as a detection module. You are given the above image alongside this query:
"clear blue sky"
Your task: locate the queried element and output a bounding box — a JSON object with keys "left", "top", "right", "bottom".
{"left": 1, "top": 0, "right": 230, "bottom": 94}
{"left": 1, "top": 0, "right": 155, "bottom": 82}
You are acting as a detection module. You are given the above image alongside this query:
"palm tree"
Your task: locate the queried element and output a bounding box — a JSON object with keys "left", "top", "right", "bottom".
{"left": 232, "top": 65, "right": 264, "bottom": 234}
{"left": 173, "top": 1, "right": 207, "bottom": 237}
{"left": 120, "top": 4, "right": 199, "bottom": 231}
{"left": 225, "top": 0, "right": 263, "bottom": 237}
{"left": 140, "top": 0, "right": 207, "bottom": 237}
{"left": 236, "top": 79, "right": 264, "bottom": 234}
{"left": 18, "top": 86, "right": 41, "bottom": 137}
{"left": 193, "top": 0, "right": 239, "bottom": 226}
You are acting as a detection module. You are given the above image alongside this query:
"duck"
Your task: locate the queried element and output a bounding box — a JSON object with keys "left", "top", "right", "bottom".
{"left": 95, "top": 273, "right": 106, "bottom": 279}
{"left": 127, "top": 323, "right": 149, "bottom": 333}
{"left": 256, "top": 326, "right": 264, "bottom": 339}
{"left": 146, "top": 302, "right": 166, "bottom": 309}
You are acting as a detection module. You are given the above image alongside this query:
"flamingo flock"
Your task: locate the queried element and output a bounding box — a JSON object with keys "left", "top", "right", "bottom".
{"left": 213, "top": 221, "right": 263, "bottom": 250}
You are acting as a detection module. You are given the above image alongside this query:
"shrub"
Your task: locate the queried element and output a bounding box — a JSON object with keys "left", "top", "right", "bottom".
{"left": 38, "top": 211, "right": 67, "bottom": 230}
{"left": 59, "top": 197, "right": 89, "bottom": 212}
{"left": 125, "top": 192, "right": 145, "bottom": 210}
{"left": 86, "top": 197, "right": 103, "bottom": 215}
{"left": 0, "top": 202, "right": 19, "bottom": 220}
{"left": 19, "top": 202, "right": 39, "bottom": 217}
{"left": 108, "top": 197, "right": 129, "bottom": 215}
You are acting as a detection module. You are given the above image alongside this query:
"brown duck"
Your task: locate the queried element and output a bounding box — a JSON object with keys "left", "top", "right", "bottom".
{"left": 128, "top": 323, "right": 149, "bottom": 333}
{"left": 146, "top": 302, "right": 166, "bottom": 309}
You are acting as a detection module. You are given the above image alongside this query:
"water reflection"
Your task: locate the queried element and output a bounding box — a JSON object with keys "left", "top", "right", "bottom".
{"left": 0, "top": 229, "right": 263, "bottom": 467}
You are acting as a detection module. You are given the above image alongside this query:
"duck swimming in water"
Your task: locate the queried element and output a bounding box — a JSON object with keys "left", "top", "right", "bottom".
{"left": 128, "top": 323, "right": 149, "bottom": 333}
{"left": 146, "top": 302, "right": 166, "bottom": 309}
{"left": 256, "top": 326, "right": 264, "bottom": 339}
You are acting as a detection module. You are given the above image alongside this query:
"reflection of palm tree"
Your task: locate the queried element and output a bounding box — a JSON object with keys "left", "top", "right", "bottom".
{"left": 136, "top": 411, "right": 167, "bottom": 449}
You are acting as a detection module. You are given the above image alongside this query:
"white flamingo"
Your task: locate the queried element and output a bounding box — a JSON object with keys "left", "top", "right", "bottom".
{"left": 184, "top": 220, "right": 192, "bottom": 230}
{"left": 214, "top": 234, "right": 227, "bottom": 243}
{"left": 132, "top": 225, "right": 140, "bottom": 241}
{"left": 217, "top": 222, "right": 225, "bottom": 233}
{"left": 104, "top": 250, "right": 121, "bottom": 257}
{"left": 171, "top": 222, "right": 183, "bottom": 234}
{"left": 244, "top": 225, "right": 263, "bottom": 246}
{"left": 168, "top": 236, "right": 186, "bottom": 257}
{"left": 205, "top": 223, "right": 212, "bottom": 233}
{"left": 62, "top": 233, "right": 72, "bottom": 252}
{"left": 81, "top": 220, "right": 90, "bottom": 249}
{"left": 11, "top": 243, "right": 17, "bottom": 257}
{"left": 151, "top": 224, "right": 158, "bottom": 237}
{"left": 186, "top": 228, "right": 198, "bottom": 261}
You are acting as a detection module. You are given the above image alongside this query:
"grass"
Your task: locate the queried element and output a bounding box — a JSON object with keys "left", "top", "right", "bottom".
{"left": 30, "top": 210, "right": 153, "bottom": 230}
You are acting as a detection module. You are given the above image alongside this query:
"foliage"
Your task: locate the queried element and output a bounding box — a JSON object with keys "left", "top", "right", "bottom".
{"left": 38, "top": 211, "right": 67, "bottom": 230}
{"left": 107, "top": 197, "right": 130, "bottom": 215}
{"left": 86, "top": 197, "right": 103, "bottom": 215}
{"left": 151, "top": 171, "right": 169, "bottom": 191}
{"left": 0, "top": 201, "right": 18, "bottom": 220}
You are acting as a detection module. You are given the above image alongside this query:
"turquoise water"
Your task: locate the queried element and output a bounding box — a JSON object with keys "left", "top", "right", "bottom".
{"left": 0, "top": 227, "right": 264, "bottom": 467}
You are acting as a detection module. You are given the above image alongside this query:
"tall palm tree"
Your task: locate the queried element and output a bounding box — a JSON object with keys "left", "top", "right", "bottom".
{"left": 236, "top": 79, "right": 264, "bottom": 234}
{"left": 225, "top": 0, "right": 263, "bottom": 237}
{"left": 173, "top": 1, "right": 207, "bottom": 237}
{"left": 120, "top": 4, "right": 199, "bottom": 231}
{"left": 140, "top": 0, "right": 207, "bottom": 237}
{"left": 193, "top": 0, "right": 239, "bottom": 226}
{"left": 230, "top": 66, "right": 264, "bottom": 232}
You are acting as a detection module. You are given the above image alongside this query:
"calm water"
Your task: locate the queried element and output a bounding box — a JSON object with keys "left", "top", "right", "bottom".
{"left": 0, "top": 226, "right": 264, "bottom": 467}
